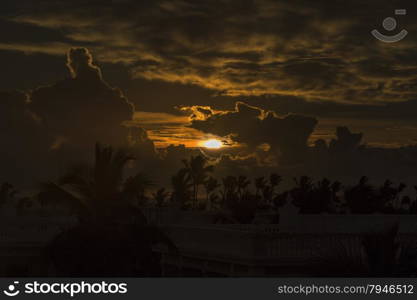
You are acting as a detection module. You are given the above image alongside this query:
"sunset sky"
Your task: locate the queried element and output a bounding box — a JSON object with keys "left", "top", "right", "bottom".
{"left": 2, "top": 0, "right": 417, "bottom": 185}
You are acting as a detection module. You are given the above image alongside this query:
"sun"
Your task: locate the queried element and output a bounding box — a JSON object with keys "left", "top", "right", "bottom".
{"left": 202, "top": 139, "right": 223, "bottom": 149}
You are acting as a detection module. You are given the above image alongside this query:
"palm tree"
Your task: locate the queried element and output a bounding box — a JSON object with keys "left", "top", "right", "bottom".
{"left": 269, "top": 173, "right": 282, "bottom": 196}
{"left": 171, "top": 169, "right": 192, "bottom": 209}
{"left": 41, "top": 143, "right": 177, "bottom": 276}
{"left": 291, "top": 176, "right": 314, "bottom": 213}
{"left": 40, "top": 144, "right": 151, "bottom": 222}
{"left": 221, "top": 176, "right": 238, "bottom": 202}
{"left": 181, "top": 155, "right": 214, "bottom": 209}
{"left": 203, "top": 177, "right": 220, "bottom": 210}
{"left": 314, "top": 178, "right": 333, "bottom": 213}
{"left": 124, "top": 172, "right": 155, "bottom": 207}
{"left": 378, "top": 180, "right": 406, "bottom": 213}
{"left": 223, "top": 190, "right": 258, "bottom": 224}
{"left": 0, "top": 182, "right": 16, "bottom": 208}
{"left": 236, "top": 176, "right": 250, "bottom": 199}
{"left": 153, "top": 188, "right": 169, "bottom": 208}
{"left": 254, "top": 176, "right": 267, "bottom": 200}
{"left": 344, "top": 176, "right": 376, "bottom": 214}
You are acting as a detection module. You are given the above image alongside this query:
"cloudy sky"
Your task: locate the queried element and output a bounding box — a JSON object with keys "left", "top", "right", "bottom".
{"left": 1, "top": 0, "right": 417, "bottom": 185}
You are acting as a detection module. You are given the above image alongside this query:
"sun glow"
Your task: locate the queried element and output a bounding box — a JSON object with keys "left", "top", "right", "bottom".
{"left": 202, "top": 139, "right": 223, "bottom": 149}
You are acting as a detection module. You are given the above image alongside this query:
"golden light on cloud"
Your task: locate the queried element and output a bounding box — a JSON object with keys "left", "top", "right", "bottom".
{"left": 202, "top": 139, "right": 223, "bottom": 149}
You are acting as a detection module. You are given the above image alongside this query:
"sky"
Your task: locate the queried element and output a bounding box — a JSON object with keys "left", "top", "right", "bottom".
{"left": 1, "top": 0, "right": 417, "bottom": 186}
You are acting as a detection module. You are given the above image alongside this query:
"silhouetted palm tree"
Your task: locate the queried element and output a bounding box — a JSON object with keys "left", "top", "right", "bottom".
{"left": 124, "top": 172, "right": 155, "bottom": 207}
{"left": 41, "top": 143, "right": 177, "bottom": 276}
{"left": 153, "top": 188, "right": 169, "bottom": 208}
{"left": 272, "top": 191, "right": 288, "bottom": 213}
{"left": 290, "top": 177, "right": 343, "bottom": 214}
{"left": 236, "top": 175, "right": 250, "bottom": 199}
{"left": 203, "top": 177, "right": 220, "bottom": 210}
{"left": 0, "top": 182, "right": 16, "bottom": 209}
{"left": 330, "top": 181, "right": 342, "bottom": 212}
{"left": 291, "top": 176, "right": 315, "bottom": 213}
{"left": 41, "top": 144, "right": 151, "bottom": 222}
{"left": 261, "top": 185, "right": 273, "bottom": 208}
{"left": 182, "top": 155, "right": 214, "bottom": 209}
{"left": 378, "top": 180, "right": 406, "bottom": 213}
{"left": 224, "top": 190, "right": 258, "bottom": 224}
{"left": 257, "top": 174, "right": 283, "bottom": 209}
{"left": 221, "top": 176, "right": 238, "bottom": 202}
{"left": 171, "top": 168, "right": 192, "bottom": 209}
{"left": 254, "top": 176, "right": 267, "bottom": 200}
{"left": 314, "top": 178, "right": 333, "bottom": 213}
{"left": 344, "top": 176, "right": 376, "bottom": 214}
{"left": 269, "top": 173, "right": 282, "bottom": 195}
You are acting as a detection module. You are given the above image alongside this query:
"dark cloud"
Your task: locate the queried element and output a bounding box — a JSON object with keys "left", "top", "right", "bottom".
{"left": 66, "top": 47, "right": 102, "bottom": 80}
{"left": 307, "top": 126, "right": 417, "bottom": 184}
{"left": 0, "top": 48, "right": 155, "bottom": 186}
{"left": 188, "top": 101, "right": 317, "bottom": 163}
{"left": 328, "top": 127, "right": 363, "bottom": 153}
{"left": 2, "top": 0, "right": 417, "bottom": 104}
{"left": 0, "top": 91, "right": 49, "bottom": 184}
{"left": 181, "top": 101, "right": 417, "bottom": 184}
{"left": 29, "top": 47, "right": 134, "bottom": 150}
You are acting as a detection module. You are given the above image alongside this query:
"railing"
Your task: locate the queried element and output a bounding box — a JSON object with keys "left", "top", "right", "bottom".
{"left": 161, "top": 225, "right": 417, "bottom": 262}
{"left": 0, "top": 213, "right": 416, "bottom": 264}
{"left": 0, "top": 217, "right": 77, "bottom": 244}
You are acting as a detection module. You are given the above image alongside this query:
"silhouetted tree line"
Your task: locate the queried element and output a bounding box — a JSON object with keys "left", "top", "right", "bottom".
{"left": 167, "top": 156, "right": 417, "bottom": 220}
{"left": 3, "top": 153, "right": 417, "bottom": 224}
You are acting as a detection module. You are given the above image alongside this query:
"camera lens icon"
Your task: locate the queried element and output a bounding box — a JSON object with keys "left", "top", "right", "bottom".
{"left": 383, "top": 17, "right": 397, "bottom": 31}
{"left": 372, "top": 9, "right": 408, "bottom": 43}
{"left": 3, "top": 281, "right": 20, "bottom": 297}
